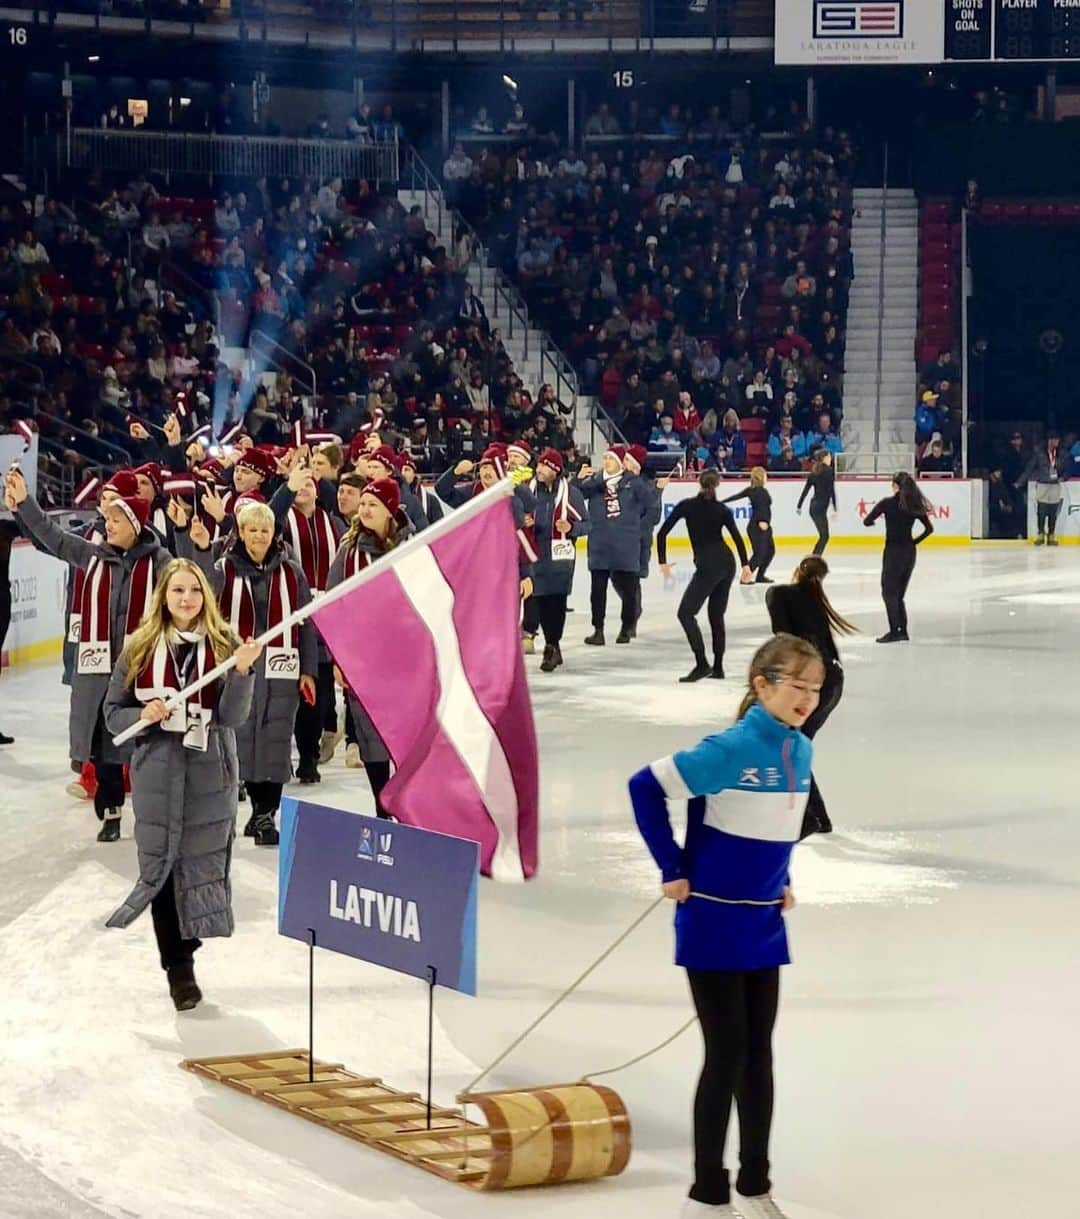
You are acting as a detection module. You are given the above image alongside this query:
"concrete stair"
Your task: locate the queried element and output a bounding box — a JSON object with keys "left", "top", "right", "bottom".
{"left": 841, "top": 187, "right": 918, "bottom": 472}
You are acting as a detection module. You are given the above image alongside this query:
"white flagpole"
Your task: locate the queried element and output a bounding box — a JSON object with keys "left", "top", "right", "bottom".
{"left": 112, "top": 477, "right": 516, "bottom": 746}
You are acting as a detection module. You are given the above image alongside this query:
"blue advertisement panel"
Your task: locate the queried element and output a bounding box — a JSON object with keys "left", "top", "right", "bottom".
{"left": 278, "top": 798, "right": 479, "bottom": 996}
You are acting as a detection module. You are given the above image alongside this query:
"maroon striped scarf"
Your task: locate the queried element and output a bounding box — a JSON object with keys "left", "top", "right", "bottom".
{"left": 286, "top": 505, "right": 338, "bottom": 593}
{"left": 76, "top": 553, "right": 154, "bottom": 675}
{"left": 220, "top": 558, "right": 301, "bottom": 680}
{"left": 134, "top": 632, "right": 218, "bottom": 751}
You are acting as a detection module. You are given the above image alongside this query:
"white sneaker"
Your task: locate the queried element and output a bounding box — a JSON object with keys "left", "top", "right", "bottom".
{"left": 319, "top": 729, "right": 343, "bottom": 765}
{"left": 735, "top": 1195, "right": 788, "bottom": 1219}
{"left": 344, "top": 743, "right": 364, "bottom": 769}
{"left": 680, "top": 1201, "right": 741, "bottom": 1217}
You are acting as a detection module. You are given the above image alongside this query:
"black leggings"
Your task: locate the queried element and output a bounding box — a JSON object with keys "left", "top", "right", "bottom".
{"left": 151, "top": 870, "right": 201, "bottom": 971}
{"left": 245, "top": 780, "right": 284, "bottom": 818}
{"left": 90, "top": 710, "right": 125, "bottom": 818}
{"left": 294, "top": 661, "right": 335, "bottom": 761}
{"left": 1037, "top": 501, "right": 1062, "bottom": 537}
{"left": 677, "top": 555, "right": 734, "bottom": 667}
{"left": 748, "top": 523, "right": 775, "bottom": 580}
{"left": 800, "top": 661, "right": 843, "bottom": 838}
{"left": 809, "top": 504, "right": 830, "bottom": 556}
{"left": 687, "top": 967, "right": 779, "bottom": 1206}
{"left": 882, "top": 542, "right": 917, "bottom": 635}
{"left": 590, "top": 569, "right": 638, "bottom": 631}
{"left": 525, "top": 593, "right": 568, "bottom": 646}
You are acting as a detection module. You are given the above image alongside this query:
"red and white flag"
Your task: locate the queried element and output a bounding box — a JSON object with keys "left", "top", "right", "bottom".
{"left": 311, "top": 484, "right": 539, "bottom": 881}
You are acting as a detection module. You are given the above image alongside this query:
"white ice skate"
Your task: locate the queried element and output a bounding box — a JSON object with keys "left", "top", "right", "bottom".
{"left": 735, "top": 1194, "right": 789, "bottom": 1219}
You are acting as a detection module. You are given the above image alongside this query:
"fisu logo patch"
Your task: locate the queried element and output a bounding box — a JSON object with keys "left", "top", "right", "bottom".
{"left": 739, "top": 767, "right": 762, "bottom": 786}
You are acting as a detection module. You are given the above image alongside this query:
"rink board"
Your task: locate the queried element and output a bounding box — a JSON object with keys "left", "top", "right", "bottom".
{"left": 2, "top": 539, "right": 66, "bottom": 668}
{"left": 659, "top": 477, "right": 976, "bottom": 546}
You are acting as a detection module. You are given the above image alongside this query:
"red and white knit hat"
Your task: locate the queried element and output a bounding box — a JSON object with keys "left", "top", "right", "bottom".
{"left": 103, "top": 470, "right": 139, "bottom": 499}
{"left": 366, "top": 445, "right": 398, "bottom": 474}
{"left": 361, "top": 477, "right": 401, "bottom": 516}
{"left": 537, "top": 447, "right": 564, "bottom": 473}
{"left": 133, "top": 462, "right": 165, "bottom": 498}
{"left": 236, "top": 448, "right": 276, "bottom": 480}
{"left": 606, "top": 444, "right": 628, "bottom": 464}
{"left": 623, "top": 444, "right": 649, "bottom": 474}
{"left": 110, "top": 493, "right": 151, "bottom": 534}
{"left": 507, "top": 439, "right": 532, "bottom": 464}
{"left": 479, "top": 443, "right": 508, "bottom": 479}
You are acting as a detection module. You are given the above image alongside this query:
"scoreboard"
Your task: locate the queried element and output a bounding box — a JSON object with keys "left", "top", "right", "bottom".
{"left": 947, "top": 0, "right": 1080, "bottom": 61}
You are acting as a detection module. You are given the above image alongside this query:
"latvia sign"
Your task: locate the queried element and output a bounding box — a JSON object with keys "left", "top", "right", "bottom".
{"left": 278, "top": 798, "right": 480, "bottom": 995}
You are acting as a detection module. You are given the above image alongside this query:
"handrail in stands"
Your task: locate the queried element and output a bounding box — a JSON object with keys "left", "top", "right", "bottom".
{"left": 249, "top": 328, "right": 318, "bottom": 410}
{"left": 33, "top": 411, "right": 131, "bottom": 468}
{"left": 403, "top": 145, "right": 581, "bottom": 432}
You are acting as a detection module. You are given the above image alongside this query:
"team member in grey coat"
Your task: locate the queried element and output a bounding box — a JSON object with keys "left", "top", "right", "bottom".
{"left": 577, "top": 445, "right": 652, "bottom": 646}
{"left": 1016, "top": 430, "right": 1070, "bottom": 546}
{"left": 4, "top": 466, "right": 169, "bottom": 842}
{"left": 521, "top": 449, "right": 588, "bottom": 672}
{"left": 624, "top": 444, "right": 663, "bottom": 637}
{"left": 326, "top": 477, "right": 413, "bottom": 818}
{"left": 182, "top": 500, "right": 318, "bottom": 846}
{"left": 103, "top": 558, "right": 261, "bottom": 1011}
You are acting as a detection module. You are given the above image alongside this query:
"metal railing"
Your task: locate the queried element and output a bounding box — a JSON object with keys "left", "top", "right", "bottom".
{"left": 872, "top": 143, "right": 888, "bottom": 460}
{"left": 59, "top": 129, "right": 400, "bottom": 185}
{"left": 19, "top": 0, "right": 773, "bottom": 52}
{"left": 34, "top": 412, "right": 132, "bottom": 469}
{"left": 837, "top": 450, "right": 913, "bottom": 477}
{"left": 403, "top": 146, "right": 581, "bottom": 431}
{"left": 158, "top": 256, "right": 221, "bottom": 333}
{"left": 249, "top": 328, "right": 318, "bottom": 407}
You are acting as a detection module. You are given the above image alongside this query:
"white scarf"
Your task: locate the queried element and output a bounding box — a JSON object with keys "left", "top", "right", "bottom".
{"left": 134, "top": 628, "right": 215, "bottom": 751}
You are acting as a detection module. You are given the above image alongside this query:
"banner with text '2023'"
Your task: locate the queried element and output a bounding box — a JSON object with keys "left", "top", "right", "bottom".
{"left": 774, "top": 0, "right": 945, "bottom": 64}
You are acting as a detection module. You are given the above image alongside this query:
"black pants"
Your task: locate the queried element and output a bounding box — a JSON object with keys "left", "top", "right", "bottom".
{"left": 687, "top": 967, "right": 779, "bottom": 1206}
{"left": 748, "top": 523, "right": 775, "bottom": 580}
{"left": 809, "top": 505, "right": 830, "bottom": 556}
{"left": 882, "top": 542, "right": 917, "bottom": 635}
{"left": 799, "top": 661, "right": 843, "bottom": 839}
{"left": 90, "top": 710, "right": 125, "bottom": 818}
{"left": 344, "top": 699, "right": 358, "bottom": 747}
{"left": 534, "top": 594, "right": 568, "bottom": 646}
{"left": 522, "top": 594, "right": 539, "bottom": 636}
{"left": 677, "top": 555, "right": 734, "bottom": 667}
{"left": 366, "top": 759, "right": 393, "bottom": 819}
{"left": 246, "top": 780, "right": 284, "bottom": 818}
{"left": 294, "top": 661, "right": 335, "bottom": 761}
{"left": 590, "top": 569, "right": 638, "bottom": 631}
{"left": 1037, "top": 500, "right": 1062, "bottom": 537}
{"left": 151, "top": 871, "right": 201, "bottom": 971}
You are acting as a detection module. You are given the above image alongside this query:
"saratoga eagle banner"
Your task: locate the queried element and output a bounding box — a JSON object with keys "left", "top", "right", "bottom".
{"left": 311, "top": 483, "right": 540, "bottom": 882}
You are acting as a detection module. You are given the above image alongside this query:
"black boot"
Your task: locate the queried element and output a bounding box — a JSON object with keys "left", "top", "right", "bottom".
{"left": 252, "top": 811, "right": 279, "bottom": 847}
{"left": 238, "top": 782, "right": 247, "bottom": 803}
{"left": 709, "top": 662, "right": 725, "bottom": 679}
{"left": 552, "top": 643, "right": 563, "bottom": 669}
{"left": 540, "top": 645, "right": 558, "bottom": 673}
{"left": 296, "top": 757, "right": 321, "bottom": 784}
{"left": 96, "top": 808, "right": 121, "bottom": 843}
{"left": 679, "top": 661, "right": 711, "bottom": 683}
{"left": 167, "top": 962, "right": 202, "bottom": 1012}
{"left": 0, "top": 731, "right": 13, "bottom": 746}
{"left": 615, "top": 627, "right": 632, "bottom": 644}
{"left": 876, "top": 631, "right": 902, "bottom": 643}
{"left": 584, "top": 630, "right": 605, "bottom": 646}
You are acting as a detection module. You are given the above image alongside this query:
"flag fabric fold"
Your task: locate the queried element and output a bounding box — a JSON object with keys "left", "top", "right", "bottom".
{"left": 310, "top": 492, "right": 539, "bottom": 881}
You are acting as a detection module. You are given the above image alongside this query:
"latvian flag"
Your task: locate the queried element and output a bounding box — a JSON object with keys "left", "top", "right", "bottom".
{"left": 814, "top": 0, "right": 902, "bottom": 37}
{"left": 310, "top": 482, "right": 539, "bottom": 881}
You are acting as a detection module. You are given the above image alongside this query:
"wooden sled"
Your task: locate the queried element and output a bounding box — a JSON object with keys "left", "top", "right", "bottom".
{"left": 182, "top": 1050, "right": 631, "bottom": 1190}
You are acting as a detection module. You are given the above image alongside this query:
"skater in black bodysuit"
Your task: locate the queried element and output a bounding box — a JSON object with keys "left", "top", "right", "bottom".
{"left": 863, "top": 472, "right": 933, "bottom": 643}
{"left": 723, "top": 466, "right": 775, "bottom": 583}
{"left": 657, "top": 470, "right": 752, "bottom": 683}
{"left": 797, "top": 452, "right": 836, "bottom": 556}
{"left": 766, "top": 555, "right": 857, "bottom": 837}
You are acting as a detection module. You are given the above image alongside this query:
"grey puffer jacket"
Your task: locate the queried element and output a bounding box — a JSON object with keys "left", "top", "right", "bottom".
{"left": 103, "top": 660, "right": 255, "bottom": 939}
{"left": 15, "top": 497, "right": 168, "bottom": 765}
{"left": 191, "top": 539, "right": 318, "bottom": 783}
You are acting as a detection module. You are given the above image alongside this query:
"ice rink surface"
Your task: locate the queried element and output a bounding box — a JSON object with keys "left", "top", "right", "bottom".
{"left": 1, "top": 542, "right": 1078, "bottom": 1219}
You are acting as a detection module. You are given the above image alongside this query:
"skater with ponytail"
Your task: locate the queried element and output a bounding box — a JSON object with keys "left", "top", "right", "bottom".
{"left": 863, "top": 471, "right": 933, "bottom": 643}
{"left": 767, "top": 556, "right": 856, "bottom": 837}
{"left": 629, "top": 634, "right": 825, "bottom": 1219}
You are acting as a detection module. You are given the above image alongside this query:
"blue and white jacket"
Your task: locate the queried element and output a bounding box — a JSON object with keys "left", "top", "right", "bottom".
{"left": 629, "top": 702, "right": 813, "bottom": 972}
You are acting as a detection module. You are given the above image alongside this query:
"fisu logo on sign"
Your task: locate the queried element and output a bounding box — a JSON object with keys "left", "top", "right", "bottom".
{"left": 357, "top": 826, "right": 375, "bottom": 862}
{"left": 814, "top": 0, "right": 903, "bottom": 37}
{"left": 377, "top": 832, "right": 395, "bottom": 868}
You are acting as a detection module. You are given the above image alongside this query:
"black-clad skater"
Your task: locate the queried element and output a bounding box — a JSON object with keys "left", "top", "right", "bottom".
{"left": 862, "top": 471, "right": 933, "bottom": 643}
